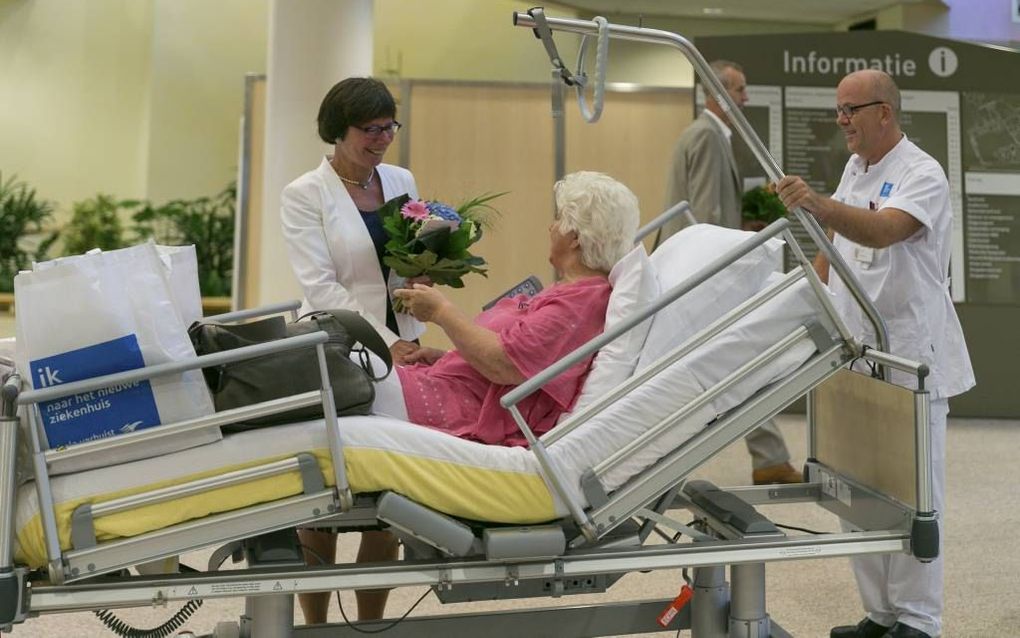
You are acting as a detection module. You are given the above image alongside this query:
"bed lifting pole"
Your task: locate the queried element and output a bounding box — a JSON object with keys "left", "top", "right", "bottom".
{"left": 512, "top": 10, "right": 891, "bottom": 379}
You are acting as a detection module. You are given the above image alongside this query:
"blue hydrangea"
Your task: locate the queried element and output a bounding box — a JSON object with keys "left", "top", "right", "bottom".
{"left": 426, "top": 201, "right": 462, "bottom": 223}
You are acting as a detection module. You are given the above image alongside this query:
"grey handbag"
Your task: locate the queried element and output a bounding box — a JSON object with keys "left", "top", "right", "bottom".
{"left": 188, "top": 309, "right": 391, "bottom": 430}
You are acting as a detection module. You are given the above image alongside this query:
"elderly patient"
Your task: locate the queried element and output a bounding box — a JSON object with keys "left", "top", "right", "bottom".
{"left": 392, "top": 170, "right": 640, "bottom": 446}
{"left": 298, "top": 170, "right": 641, "bottom": 624}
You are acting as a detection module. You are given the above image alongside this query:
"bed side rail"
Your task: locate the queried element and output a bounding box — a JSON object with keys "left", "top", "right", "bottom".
{"left": 634, "top": 200, "right": 695, "bottom": 245}
{"left": 584, "top": 341, "right": 846, "bottom": 545}
{"left": 500, "top": 220, "right": 792, "bottom": 532}
{"left": 16, "top": 303, "right": 352, "bottom": 583}
{"left": 58, "top": 451, "right": 332, "bottom": 582}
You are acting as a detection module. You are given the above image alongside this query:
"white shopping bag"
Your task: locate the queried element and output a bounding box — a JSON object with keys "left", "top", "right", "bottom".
{"left": 14, "top": 242, "right": 217, "bottom": 472}
{"left": 35, "top": 242, "right": 204, "bottom": 327}
{"left": 155, "top": 244, "right": 203, "bottom": 327}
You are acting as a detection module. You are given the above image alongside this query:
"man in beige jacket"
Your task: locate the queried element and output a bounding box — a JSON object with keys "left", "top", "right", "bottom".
{"left": 656, "top": 60, "right": 801, "bottom": 486}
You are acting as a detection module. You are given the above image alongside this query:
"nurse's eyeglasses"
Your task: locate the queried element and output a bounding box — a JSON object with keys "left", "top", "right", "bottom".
{"left": 835, "top": 101, "right": 885, "bottom": 120}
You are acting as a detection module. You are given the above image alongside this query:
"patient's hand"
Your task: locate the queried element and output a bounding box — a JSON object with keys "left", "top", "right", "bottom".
{"left": 406, "top": 275, "right": 433, "bottom": 287}
{"left": 389, "top": 339, "right": 420, "bottom": 365}
{"left": 401, "top": 346, "right": 446, "bottom": 366}
{"left": 393, "top": 284, "right": 451, "bottom": 323}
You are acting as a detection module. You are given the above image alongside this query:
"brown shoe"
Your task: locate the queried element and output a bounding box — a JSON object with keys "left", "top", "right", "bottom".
{"left": 752, "top": 462, "right": 803, "bottom": 485}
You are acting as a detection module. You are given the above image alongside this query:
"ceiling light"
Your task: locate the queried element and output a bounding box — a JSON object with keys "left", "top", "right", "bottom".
{"left": 702, "top": 7, "right": 724, "bottom": 15}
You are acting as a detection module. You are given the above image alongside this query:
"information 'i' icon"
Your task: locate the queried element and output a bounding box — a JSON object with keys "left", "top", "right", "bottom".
{"left": 928, "top": 47, "right": 958, "bottom": 77}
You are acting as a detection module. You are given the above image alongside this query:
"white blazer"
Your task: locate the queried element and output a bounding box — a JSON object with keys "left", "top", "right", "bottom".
{"left": 281, "top": 157, "right": 426, "bottom": 346}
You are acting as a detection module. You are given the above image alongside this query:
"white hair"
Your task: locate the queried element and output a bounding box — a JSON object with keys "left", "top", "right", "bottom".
{"left": 553, "top": 171, "right": 640, "bottom": 272}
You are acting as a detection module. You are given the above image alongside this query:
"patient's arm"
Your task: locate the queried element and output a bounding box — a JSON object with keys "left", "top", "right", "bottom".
{"left": 394, "top": 285, "right": 526, "bottom": 385}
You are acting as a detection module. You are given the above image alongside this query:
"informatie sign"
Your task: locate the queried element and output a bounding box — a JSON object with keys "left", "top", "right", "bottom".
{"left": 695, "top": 31, "right": 1020, "bottom": 305}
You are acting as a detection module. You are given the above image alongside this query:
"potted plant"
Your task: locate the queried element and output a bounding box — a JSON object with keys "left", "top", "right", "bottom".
{"left": 61, "top": 194, "right": 126, "bottom": 255}
{"left": 741, "top": 184, "right": 788, "bottom": 232}
{"left": 130, "top": 183, "right": 235, "bottom": 297}
{"left": 0, "top": 172, "right": 59, "bottom": 293}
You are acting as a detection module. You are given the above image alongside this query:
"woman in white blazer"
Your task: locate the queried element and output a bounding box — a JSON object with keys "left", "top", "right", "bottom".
{"left": 281, "top": 77, "right": 426, "bottom": 367}
{"left": 281, "top": 77, "right": 423, "bottom": 625}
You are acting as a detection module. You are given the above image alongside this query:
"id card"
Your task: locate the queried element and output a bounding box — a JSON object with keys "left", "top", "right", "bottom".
{"left": 853, "top": 245, "right": 875, "bottom": 268}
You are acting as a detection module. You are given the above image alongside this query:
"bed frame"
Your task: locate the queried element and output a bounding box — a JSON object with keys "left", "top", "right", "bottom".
{"left": 0, "top": 13, "right": 938, "bottom": 638}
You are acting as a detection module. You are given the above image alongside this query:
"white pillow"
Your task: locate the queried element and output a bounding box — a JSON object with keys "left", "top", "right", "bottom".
{"left": 637, "top": 224, "right": 783, "bottom": 370}
{"left": 569, "top": 245, "right": 660, "bottom": 416}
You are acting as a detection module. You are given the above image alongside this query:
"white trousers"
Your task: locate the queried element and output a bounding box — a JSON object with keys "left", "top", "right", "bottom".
{"left": 744, "top": 418, "right": 791, "bottom": 469}
{"left": 844, "top": 397, "right": 948, "bottom": 637}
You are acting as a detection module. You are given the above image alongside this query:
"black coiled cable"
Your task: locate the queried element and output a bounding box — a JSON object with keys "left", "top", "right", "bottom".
{"left": 92, "top": 599, "right": 203, "bottom": 638}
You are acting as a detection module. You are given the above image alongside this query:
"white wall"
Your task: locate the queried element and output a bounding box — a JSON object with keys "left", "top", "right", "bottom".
{"left": 145, "top": 0, "right": 268, "bottom": 203}
{"left": 0, "top": 0, "right": 154, "bottom": 215}
{"left": 2, "top": 0, "right": 1013, "bottom": 267}
{"left": 0, "top": 0, "right": 267, "bottom": 225}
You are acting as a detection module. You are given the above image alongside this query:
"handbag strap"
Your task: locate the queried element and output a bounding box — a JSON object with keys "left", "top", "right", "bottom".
{"left": 299, "top": 309, "right": 393, "bottom": 381}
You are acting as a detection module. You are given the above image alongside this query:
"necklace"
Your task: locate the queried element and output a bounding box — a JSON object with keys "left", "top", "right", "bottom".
{"left": 337, "top": 169, "right": 375, "bottom": 190}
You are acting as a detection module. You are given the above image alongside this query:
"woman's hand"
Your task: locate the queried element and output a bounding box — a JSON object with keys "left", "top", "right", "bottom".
{"left": 388, "top": 339, "right": 420, "bottom": 365}
{"left": 401, "top": 346, "right": 446, "bottom": 366}
{"left": 392, "top": 284, "right": 451, "bottom": 323}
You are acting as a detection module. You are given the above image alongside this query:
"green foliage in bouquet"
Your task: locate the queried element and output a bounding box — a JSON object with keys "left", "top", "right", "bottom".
{"left": 0, "top": 172, "right": 59, "bottom": 292}
{"left": 741, "top": 185, "right": 788, "bottom": 226}
{"left": 379, "top": 192, "right": 504, "bottom": 289}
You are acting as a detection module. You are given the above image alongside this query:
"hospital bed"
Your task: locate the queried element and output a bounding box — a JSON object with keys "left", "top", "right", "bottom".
{"left": 0, "top": 13, "right": 938, "bottom": 638}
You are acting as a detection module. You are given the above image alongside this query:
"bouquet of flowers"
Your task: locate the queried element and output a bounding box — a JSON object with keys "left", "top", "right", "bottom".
{"left": 379, "top": 192, "right": 503, "bottom": 308}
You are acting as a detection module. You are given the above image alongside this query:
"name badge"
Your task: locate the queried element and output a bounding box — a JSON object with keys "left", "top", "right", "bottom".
{"left": 854, "top": 245, "right": 875, "bottom": 268}
{"left": 880, "top": 182, "right": 893, "bottom": 197}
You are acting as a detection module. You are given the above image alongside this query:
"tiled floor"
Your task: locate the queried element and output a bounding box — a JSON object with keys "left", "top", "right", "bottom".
{"left": 6, "top": 415, "right": 1019, "bottom": 637}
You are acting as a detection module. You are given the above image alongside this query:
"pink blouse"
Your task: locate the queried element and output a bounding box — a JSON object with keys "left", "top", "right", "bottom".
{"left": 396, "top": 277, "right": 612, "bottom": 447}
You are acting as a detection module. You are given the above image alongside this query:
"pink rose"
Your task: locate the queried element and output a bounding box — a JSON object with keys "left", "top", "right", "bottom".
{"left": 400, "top": 200, "right": 429, "bottom": 221}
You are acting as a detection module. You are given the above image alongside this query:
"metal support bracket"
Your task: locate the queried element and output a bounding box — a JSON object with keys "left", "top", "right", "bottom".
{"left": 69, "top": 504, "right": 96, "bottom": 550}
{"left": 438, "top": 568, "right": 453, "bottom": 592}
{"left": 580, "top": 468, "right": 610, "bottom": 509}
{"left": 805, "top": 320, "right": 836, "bottom": 353}
{"left": 527, "top": 7, "right": 578, "bottom": 86}
{"left": 551, "top": 558, "right": 565, "bottom": 597}
{"left": 505, "top": 564, "right": 520, "bottom": 587}
{"left": 635, "top": 507, "right": 714, "bottom": 542}
{"left": 295, "top": 453, "right": 325, "bottom": 495}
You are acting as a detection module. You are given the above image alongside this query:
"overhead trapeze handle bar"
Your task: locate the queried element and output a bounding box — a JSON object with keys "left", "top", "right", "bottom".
{"left": 512, "top": 10, "right": 890, "bottom": 358}
{"left": 526, "top": 7, "right": 609, "bottom": 123}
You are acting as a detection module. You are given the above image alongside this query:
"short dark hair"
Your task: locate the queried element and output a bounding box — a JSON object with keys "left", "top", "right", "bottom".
{"left": 317, "top": 77, "right": 396, "bottom": 144}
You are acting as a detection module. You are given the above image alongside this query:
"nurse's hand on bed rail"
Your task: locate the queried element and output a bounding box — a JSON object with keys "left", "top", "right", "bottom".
{"left": 775, "top": 175, "right": 824, "bottom": 218}
{"left": 777, "top": 174, "right": 923, "bottom": 249}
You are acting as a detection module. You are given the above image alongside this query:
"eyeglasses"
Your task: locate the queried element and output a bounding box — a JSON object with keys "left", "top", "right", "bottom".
{"left": 835, "top": 101, "right": 885, "bottom": 120}
{"left": 352, "top": 121, "right": 402, "bottom": 137}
